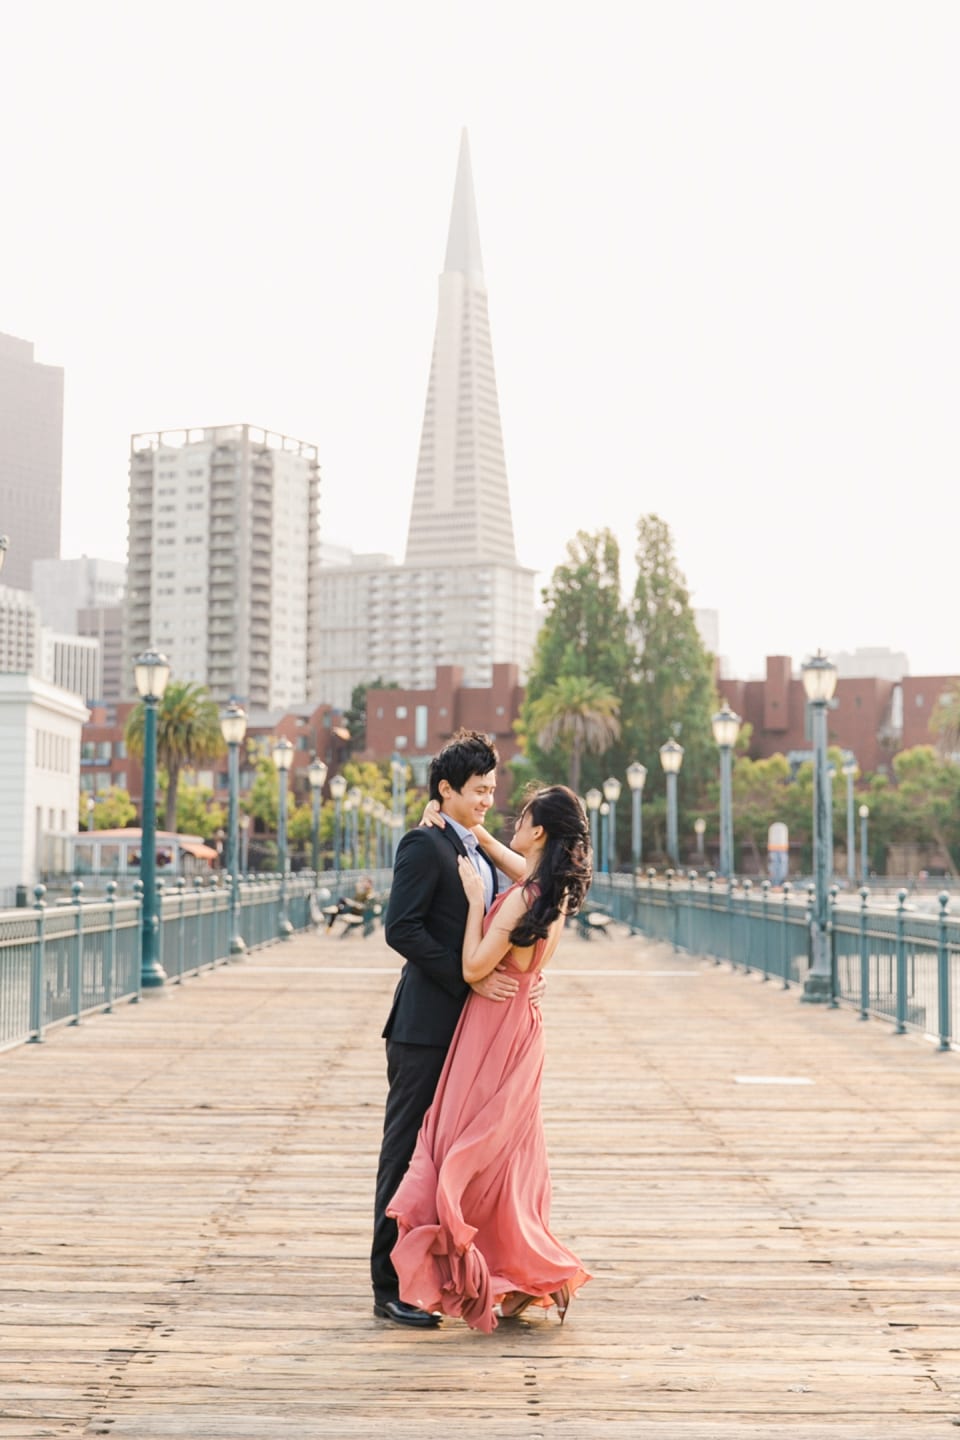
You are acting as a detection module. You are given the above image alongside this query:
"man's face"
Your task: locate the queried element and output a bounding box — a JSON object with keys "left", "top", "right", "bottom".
{"left": 440, "top": 771, "right": 497, "bottom": 828}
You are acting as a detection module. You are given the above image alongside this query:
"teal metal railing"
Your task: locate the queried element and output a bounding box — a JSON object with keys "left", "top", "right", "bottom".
{"left": 588, "top": 872, "right": 959, "bottom": 1050}
{"left": 0, "top": 872, "right": 323, "bottom": 1052}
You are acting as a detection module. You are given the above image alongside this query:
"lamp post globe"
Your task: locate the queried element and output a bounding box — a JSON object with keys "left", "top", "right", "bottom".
{"left": 659, "top": 739, "right": 684, "bottom": 867}
{"left": 133, "top": 649, "right": 171, "bottom": 987}
{"left": 801, "top": 650, "right": 838, "bottom": 1002}
{"left": 307, "top": 756, "right": 328, "bottom": 876}
{"left": 220, "top": 701, "right": 247, "bottom": 954}
{"left": 272, "top": 737, "right": 294, "bottom": 939}
{"left": 694, "top": 816, "right": 707, "bottom": 862}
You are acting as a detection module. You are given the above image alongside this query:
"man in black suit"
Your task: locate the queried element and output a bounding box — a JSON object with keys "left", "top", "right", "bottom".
{"left": 372, "top": 730, "right": 524, "bottom": 1327}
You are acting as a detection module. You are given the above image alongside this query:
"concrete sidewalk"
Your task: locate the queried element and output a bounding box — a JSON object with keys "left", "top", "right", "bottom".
{"left": 1, "top": 922, "right": 959, "bottom": 1438}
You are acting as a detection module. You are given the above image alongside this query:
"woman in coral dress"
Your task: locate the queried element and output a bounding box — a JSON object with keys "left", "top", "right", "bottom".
{"left": 387, "top": 785, "right": 592, "bottom": 1333}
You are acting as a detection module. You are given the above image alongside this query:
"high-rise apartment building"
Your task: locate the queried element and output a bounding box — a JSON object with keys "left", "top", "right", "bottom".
{"left": 124, "top": 425, "right": 319, "bottom": 709}
{"left": 310, "top": 131, "right": 536, "bottom": 709}
{"left": 0, "top": 332, "right": 64, "bottom": 591}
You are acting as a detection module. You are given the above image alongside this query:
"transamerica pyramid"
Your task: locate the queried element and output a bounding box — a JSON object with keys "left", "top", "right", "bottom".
{"left": 404, "top": 129, "right": 517, "bottom": 566}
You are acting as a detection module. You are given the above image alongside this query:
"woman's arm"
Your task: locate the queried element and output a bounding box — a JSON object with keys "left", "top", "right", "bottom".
{"left": 472, "top": 825, "right": 526, "bottom": 884}
{"left": 457, "top": 860, "right": 530, "bottom": 985}
{"left": 417, "top": 802, "right": 526, "bottom": 885}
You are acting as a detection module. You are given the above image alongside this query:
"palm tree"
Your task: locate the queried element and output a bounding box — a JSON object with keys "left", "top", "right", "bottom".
{"left": 125, "top": 681, "right": 225, "bottom": 833}
{"left": 528, "top": 676, "right": 622, "bottom": 793}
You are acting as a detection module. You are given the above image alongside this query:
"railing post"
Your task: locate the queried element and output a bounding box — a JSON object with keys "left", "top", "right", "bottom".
{"left": 29, "top": 884, "right": 47, "bottom": 1042}
{"left": 723, "top": 875, "right": 734, "bottom": 965}
{"left": 858, "top": 885, "right": 870, "bottom": 1021}
{"left": 705, "top": 871, "right": 719, "bottom": 964}
{"left": 760, "top": 880, "right": 770, "bottom": 980}
{"left": 741, "top": 879, "right": 753, "bottom": 973}
{"left": 895, "top": 888, "right": 908, "bottom": 1034}
{"left": 829, "top": 884, "right": 839, "bottom": 1008}
{"left": 105, "top": 880, "right": 117, "bottom": 1012}
{"left": 665, "top": 869, "right": 676, "bottom": 951}
{"left": 687, "top": 870, "right": 698, "bottom": 954}
{"left": 176, "top": 877, "right": 186, "bottom": 983}
{"left": 132, "top": 880, "right": 144, "bottom": 1000}
{"left": 937, "top": 891, "right": 951, "bottom": 1052}
{"left": 70, "top": 880, "right": 84, "bottom": 1024}
{"left": 781, "top": 880, "right": 792, "bottom": 989}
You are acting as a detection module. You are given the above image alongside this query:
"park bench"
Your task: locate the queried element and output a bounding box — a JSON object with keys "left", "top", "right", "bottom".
{"left": 575, "top": 906, "right": 615, "bottom": 940}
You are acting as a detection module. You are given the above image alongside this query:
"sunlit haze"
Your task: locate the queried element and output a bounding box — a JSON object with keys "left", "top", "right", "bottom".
{"left": 3, "top": 1, "right": 957, "bottom": 679}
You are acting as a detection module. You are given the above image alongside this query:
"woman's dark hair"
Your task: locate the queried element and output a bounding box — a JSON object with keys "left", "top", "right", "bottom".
{"left": 509, "top": 785, "right": 593, "bottom": 948}
{"left": 428, "top": 729, "right": 499, "bottom": 802}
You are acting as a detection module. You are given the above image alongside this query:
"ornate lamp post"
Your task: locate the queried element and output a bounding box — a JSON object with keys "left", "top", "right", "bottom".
{"left": 308, "top": 756, "right": 328, "bottom": 875}
{"left": 602, "top": 776, "right": 621, "bottom": 874}
{"left": 391, "top": 812, "right": 403, "bottom": 863}
{"left": 362, "top": 794, "right": 374, "bottom": 868}
{"left": 239, "top": 813, "right": 250, "bottom": 874}
{"left": 86, "top": 795, "right": 96, "bottom": 832}
{"left": 626, "top": 762, "right": 647, "bottom": 874}
{"left": 659, "top": 739, "right": 684, "bottom": 867}
{"left": 133, "top": 648, "right": 171, "bottom": 987}
{"left": 842, "top": 759, "right": 857, "bottom": 885}
{"left": 272, "top": 737, "right": 294, "bottom": 938}
{"left": 711, "top": 701, "right": 741, "bottom": 878}
{"left": 220, "top": 701, "right": 247, "bottom": 954}
{"left": 585, "top": 789, "right": 602, "bottom": 866}
{"left": 599, "top": 802, "right": 610, "bottom": 875}
{"left": 801, "top": 649, "right": 838, "bottom": 1002}
{"left": 859, "top": 804, "right": 870, "bottom": 885}
{"left": 694, "top": 816, "right": 706, "bottom": 863}
{"left": 329, "top": 774, "right": 347, "bottom": 881}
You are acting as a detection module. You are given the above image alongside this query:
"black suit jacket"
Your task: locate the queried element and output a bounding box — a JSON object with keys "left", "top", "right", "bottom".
{"left": 382, "top": 823, "right": 500, "bottom": 1047}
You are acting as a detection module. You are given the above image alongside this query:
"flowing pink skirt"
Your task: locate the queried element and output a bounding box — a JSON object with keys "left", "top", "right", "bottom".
{"left": 387, "top": 957, "right": 590, "bottom": 1332}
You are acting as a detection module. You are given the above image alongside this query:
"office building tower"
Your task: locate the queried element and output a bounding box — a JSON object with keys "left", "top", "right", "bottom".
{"left": 0, "top": 333, "right": 64, "bottom": 590}
{"left": 31, "top": 556, "right": 125, "bottom": 635}
{"left": 124, "top": 425, "right": 319, "bottom": 710}
{"left": 310, "top": 131, "right": 535, "bottom": 709}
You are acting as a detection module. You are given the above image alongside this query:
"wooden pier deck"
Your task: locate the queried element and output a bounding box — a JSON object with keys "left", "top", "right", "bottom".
{"left": 2, "top": 922, "right": 959, "bottom": 1439}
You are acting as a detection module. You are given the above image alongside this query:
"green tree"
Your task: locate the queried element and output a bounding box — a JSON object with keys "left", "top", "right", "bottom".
{"left": 246, "top": 756, "right": 279, "bottom": 832}
{"left": 89, "top": 786, "right": 137, "bottom": 830}
{"left": 730, "top": 753, "right": 792, "bottom": 872}
{"left": 519, "top": 529, "right": 633, "bottom": 791}
{"left": 527, "top": 675, "right": 621, "bottom": 793}
{"left": 629, "top": 514, "right": 717, "bottom": 816}
{"left": 125, "top": 681, "right": 224, "bottom": 833}
{"left": 174, "top": 777, "right": 227, "bottom": 839}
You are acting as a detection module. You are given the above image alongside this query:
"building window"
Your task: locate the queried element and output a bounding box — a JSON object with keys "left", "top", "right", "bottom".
{"left": 415, "top": 705, "right": 428, "bottom": 747}
{"left": 395, "top": 735, "right": 408, "bottom": 749}
{"left": 916, "top": 694, "right": 925, "bottom": 707}
{"left": 396, "top": 706, "right": 408, "bottom": 719}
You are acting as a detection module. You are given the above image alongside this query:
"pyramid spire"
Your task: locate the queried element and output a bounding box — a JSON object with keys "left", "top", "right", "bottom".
{"left": 443, "top": 128, "right": 484, "bottom": 278}
{"left": 404, "top": 133, "right": 516, "bottom": 567}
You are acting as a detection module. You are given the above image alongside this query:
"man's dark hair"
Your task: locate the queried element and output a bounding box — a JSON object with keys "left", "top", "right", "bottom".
{"left": 428, "top": 729, "right": 498, "bottom": 802}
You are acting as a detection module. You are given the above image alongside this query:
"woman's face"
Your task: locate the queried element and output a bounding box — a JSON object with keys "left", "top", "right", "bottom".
{"left": 510, "top": 805, "right": 545, "bottom": 857}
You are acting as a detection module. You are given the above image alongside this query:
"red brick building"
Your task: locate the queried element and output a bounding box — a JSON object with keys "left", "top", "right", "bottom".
{"left": 363, "top": 663, "right": 524, "bottom": 782}
{"left": 719, "top": 656, "right": 957, "bottom": 774}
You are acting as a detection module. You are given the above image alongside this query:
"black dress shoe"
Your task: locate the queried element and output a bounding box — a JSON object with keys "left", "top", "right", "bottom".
{"left": 373, "top": 1298, "right": 441, "bottom": 1328}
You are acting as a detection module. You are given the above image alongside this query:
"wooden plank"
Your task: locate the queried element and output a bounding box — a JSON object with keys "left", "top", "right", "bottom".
{"left": 1, "top": 927, "right": 959, "bottom": 1438}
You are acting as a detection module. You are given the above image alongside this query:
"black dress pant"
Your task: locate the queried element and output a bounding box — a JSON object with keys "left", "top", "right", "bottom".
{"left": 371, "top": 1039, "right": 448, "bottom": 1305}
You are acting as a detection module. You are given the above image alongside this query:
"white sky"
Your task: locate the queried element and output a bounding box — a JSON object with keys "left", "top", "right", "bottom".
{"left": 2, "top": 1, "right": 958, "bottom": 679}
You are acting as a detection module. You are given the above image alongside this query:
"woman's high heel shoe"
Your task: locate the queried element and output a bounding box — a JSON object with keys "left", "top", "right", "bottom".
{"left": 551, "top": 1284, "right": 572, "bottom": 1325}
{"left": 498, "top": 1290, "right": 537, "bottom": 1319}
